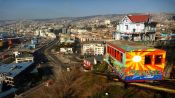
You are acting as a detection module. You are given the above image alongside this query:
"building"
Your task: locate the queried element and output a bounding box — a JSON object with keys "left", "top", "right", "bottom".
{"left": 34, "top": 30, "right": 56, "bottom": 39}
{"left": 83, "top": 55, "right": 103, "bottom": 70}
{"left": 81, "top": 41, "right": 105, "bottom": 55}
{"left": 60, "top": 47, "right": 73, "bottom": 54}
{"left": 62, "top": 28, "right": 67, "bottom": 34}
{"left": 15, "top": 52, "right": 34, "bottom": 63}
{"left": 30, "top": 37, "right": 38, "bottom": 48}
{"left": 0, "top": 62, "right": 34, "bottom": 86}
{"left": 47, "top": 32, "right": 56, "bottom": 39}
{"left": 75, "top": 34, "right": 100, "bottom": 42}
{"left": 115, "top": 14, "right": 157, "bottom": 41}
{"left": 104, "top": 20, "right": 111, "bottom": 25}
{"left": 59, "top": 34, "right": 75, "bottom": 44}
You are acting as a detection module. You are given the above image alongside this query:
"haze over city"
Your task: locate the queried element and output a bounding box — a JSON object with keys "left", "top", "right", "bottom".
{"left": 0, "top": 0, "right": 175, "bottom": 20}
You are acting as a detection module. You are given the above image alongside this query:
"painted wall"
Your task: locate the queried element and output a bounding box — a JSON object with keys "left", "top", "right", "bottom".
{"left": 124, "top": 49, "right": 166, "bottom": 81}
{"left": 105, "top": 43, "right": 166, "bottom": 81}
{"left": 125, "top": 49, "right": 166, "bottom": 72}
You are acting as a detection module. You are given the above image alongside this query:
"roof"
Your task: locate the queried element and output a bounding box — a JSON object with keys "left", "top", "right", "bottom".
{"left": 0, "top": 62, "right": 33, "bottom": 78}
{"left": 84, "top": 55, "right": 103, "bottom": 63}
{"left": 81, "top": 41, "right": 104, "bottom": 44}
{"left": 16, "top": 53, "right": 33, "bottom": 58}
{"left": 0, "top": 88, "right": 17, "bottom": 98}
{"left": 128, "top": 15, "right": 149, "bottom": 23}
{"left": 106, "top": 40, "right": 153, "bottom": 52}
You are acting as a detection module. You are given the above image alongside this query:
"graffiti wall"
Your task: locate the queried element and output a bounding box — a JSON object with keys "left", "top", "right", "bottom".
{"left": 105, "top": 48, "right": 166, "bottom": 82}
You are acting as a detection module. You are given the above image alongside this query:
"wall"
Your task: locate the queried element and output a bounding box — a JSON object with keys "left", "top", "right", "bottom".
{"left": 117, "top": 23, "right": 145, "bottom": 33}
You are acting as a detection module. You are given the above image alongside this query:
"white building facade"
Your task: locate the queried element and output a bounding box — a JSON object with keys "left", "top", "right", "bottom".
{"left": 115, "top": 15, "right": 156, "bottom": 41}
{"left": 81, "top": 43, "right": 104, "bottom": 55}
{"left": 116, "top": 16, "right": 145, "bottom": 34}
{"left": 34, "top": 29, "right": 56, "bottom": 39}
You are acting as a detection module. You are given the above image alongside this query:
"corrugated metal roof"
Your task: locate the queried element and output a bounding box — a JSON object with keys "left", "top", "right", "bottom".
{"left": 0, "top": 62, "right": 33, "bottom": 78}
{"left": 16, "top": 53, "right": 33, "bottom": 58}
{"left": 0, "top": 88, "right": 17, "bottom": 98}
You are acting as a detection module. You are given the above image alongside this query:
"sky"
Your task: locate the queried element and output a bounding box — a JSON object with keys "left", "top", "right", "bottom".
{"left": 0, "top": 0, "right": 175, "bottom": 20}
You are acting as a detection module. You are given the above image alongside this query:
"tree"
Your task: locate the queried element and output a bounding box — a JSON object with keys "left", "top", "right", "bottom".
{"left": 93, "top": 61, "right": 108, "bottom": 73}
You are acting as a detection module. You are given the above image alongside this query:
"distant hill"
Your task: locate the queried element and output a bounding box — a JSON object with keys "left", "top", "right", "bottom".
{"left": 0, "top": 12, "right": 175, "bottom": 26}
{"left": 151, "top": 13, "right": 175, "bottom": 22}
{"left": 0, "top": 20, "right": 17, "bottom": 26}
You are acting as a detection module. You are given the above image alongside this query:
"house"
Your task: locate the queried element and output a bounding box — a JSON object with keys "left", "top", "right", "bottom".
{"left": 115, "top": 14, "right": 157, "bottom": 41}
{"left": 83, "top": 55, "right": 103, "bottom": 70}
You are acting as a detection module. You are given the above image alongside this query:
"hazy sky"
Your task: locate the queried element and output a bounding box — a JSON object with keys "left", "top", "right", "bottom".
{"left": 0, "top": 0, "right": 175, "bottom": 20}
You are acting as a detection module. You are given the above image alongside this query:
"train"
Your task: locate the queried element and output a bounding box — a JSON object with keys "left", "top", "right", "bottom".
{"left": 104, "top": 40, "right": 166, "bottom": 82}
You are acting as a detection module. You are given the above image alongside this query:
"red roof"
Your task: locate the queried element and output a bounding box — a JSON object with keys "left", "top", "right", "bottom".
{"left": 128, "top": 15, "right": 149, "bottom": 23}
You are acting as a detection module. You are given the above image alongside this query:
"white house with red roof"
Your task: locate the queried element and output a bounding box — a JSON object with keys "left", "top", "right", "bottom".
{"left": 115, "top": 14, "right": 156, "bottom": 41}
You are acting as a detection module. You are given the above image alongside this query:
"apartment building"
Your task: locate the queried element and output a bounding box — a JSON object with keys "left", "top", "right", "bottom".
{"left": 81, "top": 41, "right": 105, "bottom": 55}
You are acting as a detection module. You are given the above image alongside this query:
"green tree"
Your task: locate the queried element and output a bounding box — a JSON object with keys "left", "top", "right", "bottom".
{"left": 93, "top": 61, "right": 108, "bottom": 73}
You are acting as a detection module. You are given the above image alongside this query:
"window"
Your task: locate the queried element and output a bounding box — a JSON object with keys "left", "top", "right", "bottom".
{"left": 155, "top": 55, "right": 162, "bottom": 64}
{"left": 113, "top": 50, "right": 115, "bottom": 56}
{"left": 115, "top": 51, "right": 118, "bottom": 58}
{"left": 108, "top": 46, "right": 110, "bottom": 53}
{"left": 125, "top": 25, "right": 128, "bottom": 30}
{"left": 133, "top": 28, "right": 136, "bottom": 32}
{"left": 115, "top": 51, "right": 123, "bottom": 63}
{"left": 118, "top": 53, "right": 121, "bottom": 62}
{"left": 145, "top": 55, "right": 152, "bottom": 64}
{"left": 116, "top": 51, "right": 119, "bottom": 59}
{"left": 111, "top": 48, "right": 113, "bottom": 56}
{"left": 120, "top": 53, "right": 123, "bottom": 63}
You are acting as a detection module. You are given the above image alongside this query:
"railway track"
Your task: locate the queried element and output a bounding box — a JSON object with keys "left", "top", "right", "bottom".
{"left": 144, "top": 80, "right": 175, "bottom": 91}
{"left": 93, "top": 71, "right": 175, "bottom": 94}
{"left": 17, "top": 39, "right": 58, "bottom": 97}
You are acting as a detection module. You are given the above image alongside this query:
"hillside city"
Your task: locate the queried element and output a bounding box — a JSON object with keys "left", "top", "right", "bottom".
{"left": 0, "top": 12, "right": 175, "bottom": 98}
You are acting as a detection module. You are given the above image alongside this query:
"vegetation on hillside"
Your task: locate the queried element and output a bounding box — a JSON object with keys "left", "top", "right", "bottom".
{"left": 23, "top": 65, "right": 175, "bottom": 98}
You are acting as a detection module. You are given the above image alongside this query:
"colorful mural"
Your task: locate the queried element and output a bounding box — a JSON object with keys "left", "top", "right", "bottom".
{"left": 105, "top": 43, "right": 166, "bottom": 82}
{"left": 125, "top": 49, "right": 166, "bottom": 72}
